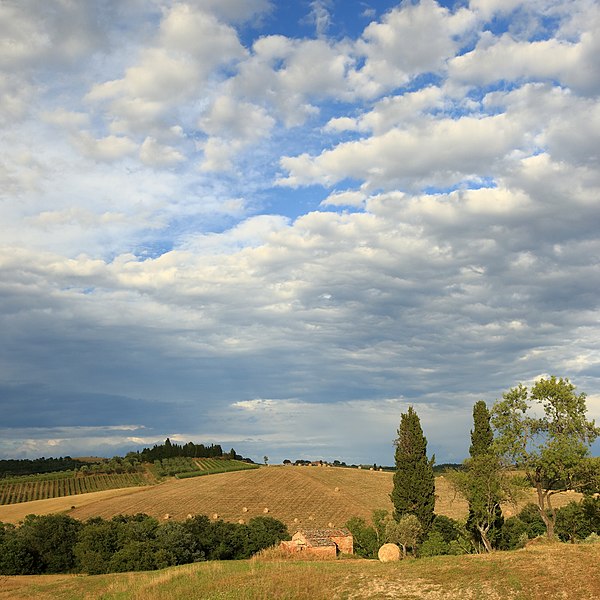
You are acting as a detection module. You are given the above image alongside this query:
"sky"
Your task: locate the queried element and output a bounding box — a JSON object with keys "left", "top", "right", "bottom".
{"left": 1, "top": 0, "right": 599, "bottom": 465}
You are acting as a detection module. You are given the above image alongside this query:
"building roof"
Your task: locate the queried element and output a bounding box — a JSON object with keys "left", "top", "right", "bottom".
{"left": 295, "top": 528, "right": 352, "bottom": 547}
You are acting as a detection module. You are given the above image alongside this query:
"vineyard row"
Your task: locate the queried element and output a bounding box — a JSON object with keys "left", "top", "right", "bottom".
{"left": 0, "top": 473, "right": 148, "bottom": 505}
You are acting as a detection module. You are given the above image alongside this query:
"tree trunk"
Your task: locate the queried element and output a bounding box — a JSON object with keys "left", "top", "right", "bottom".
{"left": 536, "top": 483, "right": 556, "bottom": 539}
{"left": 477, "top": 525, "right": 493, "bottom": 553}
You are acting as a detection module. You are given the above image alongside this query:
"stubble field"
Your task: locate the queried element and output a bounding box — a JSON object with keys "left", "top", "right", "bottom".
{"left": 0, "top": 465, "right": 582, "bottom": 529}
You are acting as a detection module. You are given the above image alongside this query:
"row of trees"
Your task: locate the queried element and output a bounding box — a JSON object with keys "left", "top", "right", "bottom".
{"left": 0, "top": 513, "right": 289, "bottom": 575}
{"left": 390, "top": 376, "right": 600, "bottom": 552}
{"left": 136, "top": 439, "right": 230, "bottom": 462}
{"left": 0, "top": 457, "right": 88, "bottom": 478}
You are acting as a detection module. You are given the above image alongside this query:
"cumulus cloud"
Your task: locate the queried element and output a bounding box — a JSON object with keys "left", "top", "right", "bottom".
{"left": 1, "top": 0, "right": 599, "bottom": 463}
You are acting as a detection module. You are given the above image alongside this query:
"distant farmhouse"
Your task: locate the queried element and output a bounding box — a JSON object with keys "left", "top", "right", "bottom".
{"left": 281, "top": 528, "right": 353, "bottom": 558}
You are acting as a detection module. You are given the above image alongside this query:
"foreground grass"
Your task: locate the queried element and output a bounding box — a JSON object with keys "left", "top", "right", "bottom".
{"left": 2, "top": 542, "right": 599, "bottom": 600}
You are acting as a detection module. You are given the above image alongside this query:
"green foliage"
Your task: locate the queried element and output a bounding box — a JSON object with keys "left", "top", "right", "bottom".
{"left": 470, "top": 400, "right": 494, "bottom": 457}
{"left": 498, "top": 517, "right": 529, "bottom": 551}
{"left": 453, "top": 400, "right": 506, "bottom": 552}
{"left": 138, "top": 439, "right": 224, "bottom": 462}
{"left": 0, "top": 457, "right": 88, "bottom": 478}
{"left": 391, "top": 406, "right": 435, "bottom": 534}
{"left": 344, "top": 517, "right": 378, "bottom": 558}
{"left": 555, "top": 497, "right": 600, "bottom": 542}
{"left": 245, "top": 516, "right": 289, "bottom": 556}
{"left": 492, "top": 376, "right": 600, "bottom": 538}
{"left": 420, "top": 516, "right": 471, "bottom": 557}
{"left": 419, "top": 530, "right": 449, "bottom": 557}
{"left": 385, "top": 514, "right": 423, "bottom": 557}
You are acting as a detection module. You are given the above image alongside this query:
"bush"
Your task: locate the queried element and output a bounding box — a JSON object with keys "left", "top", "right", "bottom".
{"left": 419, "top": 531, "right": 449, "bottom": 557}
{"left": 498, "top": 516, "right": 528, "bottom": 550}
{"left": 556, "top": 497, "right": 600, "bottom": 542}
{"left": 344, "top": 517, "right": 378, "bottom": 558}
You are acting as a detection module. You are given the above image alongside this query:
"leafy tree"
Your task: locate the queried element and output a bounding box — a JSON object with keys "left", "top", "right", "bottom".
{"left": 385, "top": 514, "right": 423, "bottom": 557}
{"left": 556, "top": 497, "right": 600, "bottom": 543}
{"left": 450, "top": 401, "right": 506, "bottom": 552}
{"left": 344, "top": 517, "right": 378, "bottom": 558}
{"left": 492, "top": 376, "right": 600, "bottom": 538}
{"left": 391, "top": 406, "right": 435, "bottom": 534}
{"left": 245, "top": 516, "right": 289, "bottom": 556}
{"left": 18, "top": 514, "right": 82, "bottom": 573}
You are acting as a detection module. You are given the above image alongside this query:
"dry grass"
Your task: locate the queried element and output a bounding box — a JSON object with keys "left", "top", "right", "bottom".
{"left": 2, "top": 543, "right": 599, "bottom": 599}
{"left": 0, "top": 466, "right": 582, "bottom": 529}
{"left": 0, "top": 486, "right": 150, "bottom": 524}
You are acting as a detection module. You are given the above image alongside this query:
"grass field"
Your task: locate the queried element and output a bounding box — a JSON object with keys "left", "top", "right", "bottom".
{"left": 0, "top": 465, "right": 580, "bottom": 529}
{"left": 2, "top": 542, "right": 599, "bottom": 599}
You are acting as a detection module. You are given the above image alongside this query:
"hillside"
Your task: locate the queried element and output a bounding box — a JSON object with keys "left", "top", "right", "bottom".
{"left": 2, "top": 542, "right": 599, "bottom": 599}
{"left": 0, "top": 465, "right": 582, "bottom": 529}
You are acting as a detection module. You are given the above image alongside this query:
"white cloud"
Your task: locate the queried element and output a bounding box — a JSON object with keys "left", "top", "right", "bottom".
{"left": 279, "top": 113, "right": 525, "bottom": 190}
{"left": 321, "top": 190, "right": 367, "bottom": 208}
{"left": 139, "top": 136, "right": 185, "bottom": 167}
{"left": 74, "top": 132, "right": 138, "bottom": 162}
{"left": 353, "top": 0, "right": 477, "bottom": 93}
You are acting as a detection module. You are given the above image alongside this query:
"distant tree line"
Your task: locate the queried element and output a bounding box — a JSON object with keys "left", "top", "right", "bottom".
{"left": 0, "top": 513, "right": 289, "bottom": 575}
{"left": 0, "top": 457, "right": 88, "bottom": 478}
{"left": 134, "top": 439, "right": 243, "bottom": 462}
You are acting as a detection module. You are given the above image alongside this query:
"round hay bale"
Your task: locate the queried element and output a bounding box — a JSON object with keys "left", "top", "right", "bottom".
{"left": 212, "top": 513, "right": 219, "bottom": 520}
{"left": 378, "top": 543, "right": 401, "bottom": 562}
{"left": 163, "top": 513, "right": 170, "bottom": 520}
{"left": 186, "top": 514, "right": 193, "bottom": 519}
{"left": 379, "top": 468, "right": 383, "bottom": 472}
{"left": 293, "top": 518, "right": 299, "bottom": 523}
{"left": 357, "top": 465, "right": 362, "bottom": 469}
{"left": 308, "top": 515, "right": 314, "bottom": 521}
{"left": 263, "top": 507, "right": 269, "bottom": 513}
{"left": 334, "top": 486, "right": 339, "bottom": 492}
{"left": 369, "top": 467, "right": 374, "bottom": 471}
{"left": 328, "top": 522, "right": 334, "bottom": 528}
{"left": 242, "top": 507, "right": 248, "bottom": 513}
{"left": 238, "top": 519, "right": 245, "bottom": 524}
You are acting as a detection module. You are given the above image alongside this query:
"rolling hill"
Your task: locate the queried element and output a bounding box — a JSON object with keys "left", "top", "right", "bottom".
{"left": 0, "top": 465, "right": 582, "bottom": 529}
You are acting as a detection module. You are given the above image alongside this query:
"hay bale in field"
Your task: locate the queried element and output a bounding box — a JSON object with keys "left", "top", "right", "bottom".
{"left": 328, "top": 522, "right": 334, "bottom": 528}
{"left": 186, "top": 514, "right": 193, "bottom": 519}
{"left": 334, "top": 487, "right": 339, "bottom": 492}
{"left": 163, "top": 513, "right": 171, "bottom": 520}
{"left": 379, "top": 468, "right": 383, "bottom": 472}
{"left": 263, "top": 507, "right": 269, "bottom": 513}
{"left": 378, "top": 543, "right": 401, "bottom": 562}
{"left": 212, "top": 513, "right": 219, "bottom": 520}
{"left": 238, "top": 519, "right": 245, "bottom": 524}
{"left": 293, "top": 518, "right": 299, "bottom": 523}
{"left": 242, "top": 507, "right": 248, "bottom": 513}
{"left": 308, "top": 515, "right": 314, "bottom": 521}
{"left": 369, "top": 467, "right": 374, "bottom": 471}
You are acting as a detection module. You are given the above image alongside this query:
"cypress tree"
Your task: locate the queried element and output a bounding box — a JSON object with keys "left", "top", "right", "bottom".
{"left": 391, "top": 406, "right": 435, "bottom": 534}
{"left": 469, "top": 400, "right": 494, "bottom": 457}
{"left": 466, "top": 400, "right": 504, "bottom": 550}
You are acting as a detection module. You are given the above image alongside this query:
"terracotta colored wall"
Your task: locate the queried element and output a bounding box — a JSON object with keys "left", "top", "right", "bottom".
{"left": 331, "top": 535, "right": 353, "bottom": 554}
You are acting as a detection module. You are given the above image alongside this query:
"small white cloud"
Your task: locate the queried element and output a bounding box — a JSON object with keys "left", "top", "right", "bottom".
{"left": 75, "top": 132, "right": 137, "bottom": 162}
{"left": 140, "top": 137, "right": 185, "bottom": 167}
{"left": 321, "top": 190, "right": 367, "bottom": 208}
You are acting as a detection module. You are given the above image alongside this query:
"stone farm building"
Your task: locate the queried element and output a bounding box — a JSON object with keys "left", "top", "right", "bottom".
{"left": 281, "top": 528, "right": 353, "bottom": 558}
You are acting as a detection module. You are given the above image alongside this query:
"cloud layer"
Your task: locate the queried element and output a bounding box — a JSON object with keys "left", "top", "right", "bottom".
{"left": 1, "top": 0, "right": 599, "bottom": 463}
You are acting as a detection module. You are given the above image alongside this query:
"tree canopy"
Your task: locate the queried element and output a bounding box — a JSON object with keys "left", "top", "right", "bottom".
{"left": 391, "top": 406, "right": 435, "bottom": 534}
{"left": 492, "top": 376, "right": 600, "bottom": 538}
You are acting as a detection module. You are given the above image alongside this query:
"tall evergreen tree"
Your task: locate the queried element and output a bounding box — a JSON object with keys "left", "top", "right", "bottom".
{"left": 391, "top": 406, "right": 435, "bottom": 534}
{"left": 463, "top": 400, "right": 504, "bottom": 551}
{"left": 469, "top": 400, "right": 494, "bottom": 457}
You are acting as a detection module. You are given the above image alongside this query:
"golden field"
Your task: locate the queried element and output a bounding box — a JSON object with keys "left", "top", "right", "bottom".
{"left": 0, "top": 465, "right": 582, "bottom": 529}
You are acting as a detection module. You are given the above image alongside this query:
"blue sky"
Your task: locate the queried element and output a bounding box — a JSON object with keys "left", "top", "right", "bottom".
{"left": 1, "top": 0, "right": 599, "bottom": 465}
